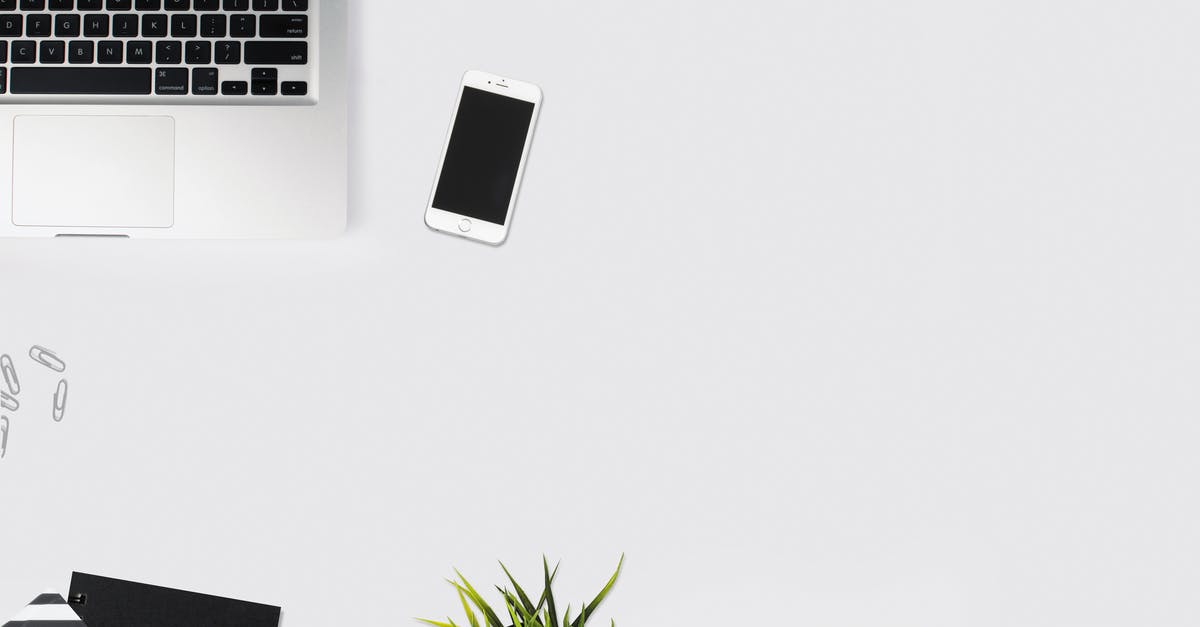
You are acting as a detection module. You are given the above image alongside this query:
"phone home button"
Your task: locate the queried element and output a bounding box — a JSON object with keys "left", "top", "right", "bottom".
{"left": 458, "top": 219, "right": 472, "bottom": 233}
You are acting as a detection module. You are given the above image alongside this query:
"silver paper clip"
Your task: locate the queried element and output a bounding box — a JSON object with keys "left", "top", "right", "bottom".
{"left": 30, "top": 345, "right": 66, "bottom": 373}
{"left": 1, "top": 354, "right": 18, "bottom": 395}
{"left": 1, "top": 416, "right": 9, "bottom": 459}
{"left": 53, "top": 380, "right": 68, "bottom": 423}
{"left": 1, "top": 390, "right": 17, "bottom": 412}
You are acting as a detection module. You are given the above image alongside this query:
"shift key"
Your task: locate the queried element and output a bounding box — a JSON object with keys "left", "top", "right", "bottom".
{"left": 244, "top": 41, "right": 307, "bottom": 65}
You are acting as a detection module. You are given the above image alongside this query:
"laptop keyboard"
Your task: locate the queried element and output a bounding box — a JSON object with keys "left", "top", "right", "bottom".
{"left": 0, "top": 0, "right": 315, "bottom": 103}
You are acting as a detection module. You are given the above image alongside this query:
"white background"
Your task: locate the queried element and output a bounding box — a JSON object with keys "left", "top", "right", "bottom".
{"left": 4, "top": 1, "right": 1200, "bottom": 625}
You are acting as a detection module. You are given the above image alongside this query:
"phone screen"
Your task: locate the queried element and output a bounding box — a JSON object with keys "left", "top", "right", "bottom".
{"left": 433, "top": 87, "right": 536, "bottom": 225}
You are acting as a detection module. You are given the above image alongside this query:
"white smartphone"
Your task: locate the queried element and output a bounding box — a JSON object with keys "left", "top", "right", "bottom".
{"left": 425, "top": 71, "right": 543, "bottom": 246}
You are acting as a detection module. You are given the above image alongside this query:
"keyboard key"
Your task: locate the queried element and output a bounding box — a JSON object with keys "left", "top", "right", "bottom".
{"left": 252, "top": 0, "right": 276, "bottom": 9}
{"left": 83, "top": 13, "right": 109, "bottom": 36}
{"left": 155, "top": 39, "right": 179, "bottom": 63}
{"left": 184, "top": 39, "right": 209, "bottom": 63}
{"left": 164, "top": 0, "right": 186, "bottom": 9}
{"left": 112, "top": 12, "right": 136, "bottom": 36}
{"left": 229, "top": 13, "right": 253, "bottom": 37}
{"left": 170, "top": 12, "right": 195, "bottom": 37}
{"left": 11, "top": 40, "right": 36, "bottom": 63}
{"left": 11, "top": 66, "right": 152, "bottom": 94}
{"left": 244, "top": 40, "right": 304, "bottom": 64}
{"left": 53, "top": 13, "right": 79, "bottom": 37}
{"left": 105, "top": 0, "right": 131, "bottom": 8}
{"left": 199, "top": 13, "right": 224, "bottom": 37}
{"left": 214, "top": 39, "right": 238, "bottom": 63}
{"left": 134, "top": 0, "right": 158, "bottom": 8}
{"left": 77, "top": 0, "right": 102, "bottom": 8}
{"left": 222, "top": 0, "right": 246, "bottom": 9}
{"left": 48, "top": 0, "right": 72, "bottom": 9}
{"left": 0, "top": 14, "right": 20, "bottom": 36}
{"left": 280, "top": 80, "right": 306, "bottom": 95}
{"left": 141, "top": 13, "right": 166, "bottom": 36}
{"left": 26, "top": 14, "right": 52, "bottom": 37}
{"left": 0, "top": 68, "right": 5, "bottom": 95}
{"left": 68, "top": 39, "right": 93, "bottom": 63}
{"left": 220, "top": 79, "right": 246, "bottom": 95}
{"left": 281, "top": 0, "right": 304, "bottom": 10}
{"left": 155, "top": 67, "right": 187, "bottom": 94}
{"left": 97, "top": 39, "right": 121, "bottom": 62}
{"left": 125, "top": 39, "right": 151, "bottom": 62}
{"left": 0, "top": 0, "right": 13, "bottom": 8}
{"left": 193, "top": 0, "right": 216, "bottom": 8}
{"left": 260, "top": 14, "right": 304, "bottom": 38}
{"left": 0, "top": 41, "right": 6, "bottom": 63}
{"left": 39, "top": 39, "right": 64, "bottom": 62}
{"left": 250, "top": 66, "right": 275, "bottom": 95}
{"left": 20, "top": 0, "right": 45, "bottom": 9}
{"left": 191, "top": 66, "right": 217, "bottom": 94}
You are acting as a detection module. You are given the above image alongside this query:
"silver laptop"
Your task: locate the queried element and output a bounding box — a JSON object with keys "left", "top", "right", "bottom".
{"left": 0, "top": 0, "right": 346, "bottom": 238}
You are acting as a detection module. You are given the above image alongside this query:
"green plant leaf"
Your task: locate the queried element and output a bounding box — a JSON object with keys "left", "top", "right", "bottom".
{"left": 562, "top": 604, "right": 572, "bottom": 627}
{"left": 417, "top": 618, "right": 456, "bottom": 627}
{"left": 451, "top": 573, "right": 505, "bottom": 627}
{"left": 458, "top": 588, "right": 480, "bottom": 627}
{"left": 500, "top": 561, "right": 538, "bottom": 617}
{"left": 570, "top": 554, "right": 624, "bottom": 627}
{"left": 543, "top": 557, "right": 559, "bottom": 627}
{"left": 505, "top": 597, "right": 522, "bottom": 627}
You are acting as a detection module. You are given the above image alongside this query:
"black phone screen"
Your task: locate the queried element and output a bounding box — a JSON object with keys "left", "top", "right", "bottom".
{"left": 432, "top": 87, "right": 536, "bottom": 225}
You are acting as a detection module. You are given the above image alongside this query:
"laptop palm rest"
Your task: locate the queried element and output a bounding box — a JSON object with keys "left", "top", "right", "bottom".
{"left": 12, "top": 115, "right": 175, "bottom": 229}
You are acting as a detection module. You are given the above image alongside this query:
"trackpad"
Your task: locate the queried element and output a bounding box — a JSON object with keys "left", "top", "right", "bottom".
{"left": 12, "top": 116, "right": 175, "bottom": 228}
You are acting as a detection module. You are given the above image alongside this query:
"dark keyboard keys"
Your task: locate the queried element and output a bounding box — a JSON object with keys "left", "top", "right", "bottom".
{"left": 11, "top": 66, "right": 151, "bottom": 93}
{"left": 0, "top": 41, "right": 6, "bottom": 63}
{"left": 97, "top": 39, "right": 121, "bottom": 62}
{"left": 192, "top": 66, "right": 217, "bottom": 94}
{"left": 77, "top": 0, "right": 101, "bottom": 8}
{"left": 244, "top": 41, "right": 304, "bottom": 64}
{"left": 0, "top": 0, "right": 13, "bottom": 8}
{"left": 164, "top": 0, "right": 186, "bottom": 9}
{"left": 112, "top": 12, "right": 136, "bottom": 35}
{"left": 26, "top": 13, "right": 52, "bottom": 36}
{"left": 214, "top": 39, "right": 238, "bottom": 63}
{"left": 229, "top": 13, "right": 253, "bottom": 37}
{"left": 134, "top": 0, "right": 158, "bottom": 8}
{"left": 280, "top": 80, "right": 306, "bottom": 96}
{"left": 141, "top": 13, "right": 165, "bottom": 36}
{"left": 68, "top": 40, "right": 93, "bottom": 63}
{"left": 0, "top": 14, "right": 19, "bottom": 36}
{"left": 192, "top": 0, "right": 216, "bottom": 9}
{"left": 0, "top": 68, "right": 6, "bottom": 95}
{"left": 48, "top": 0, "right": 72, "bottom": 9}
{"left": 184, "top": 39, "right": 209, "bottom": 63}
{"left": 220, "top": 79, "right": 246, "bottom": 95}
{"left": 222, "top": 0, "right": 246, "bottom": 9}
{"left": 53, "top": 13, "right": 79, "bottom": 37}
{"left": 39, "top": 39, "right": 64, "bottom": 62}
{"left": 126, "top": 39, "right": 151, "bottom": 62}
{"left": 250, "top": 66, "right": 275, "bottom": 95}
{"left": 105, "top": 0, "right": 130, "bottom": 9}
{"left": 83, "top": 13, "right": 109, "bottom": 36}
{"left": 170, "top": 12, "right": 194, "bottom": 37}
{"left": 260, "top": 14, "right": 304, "bottom": 38}
{"left": 155, "top": 67, "right": 187, "bottom": 94}
{"left": 199, "top": 13, "right": 224, "bottom": 37}
{"left": 155, "top": 39, "right": 179, "bottom": 63}
{"left": 10, "top": 40, "right": 36, "bottom": 62}
{"left": 252, "top": 0, "right": 276, "bottom": 9}
{"left": 281, "top": 0, "right": 304, "bottom": 10}
{"left": 20, "top": 0, "right": 45, "bottom": 9}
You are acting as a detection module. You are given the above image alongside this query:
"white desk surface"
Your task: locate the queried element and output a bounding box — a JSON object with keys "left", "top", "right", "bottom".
{"left": 4, "top": 2, "right": 1200, "bottom": 625}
